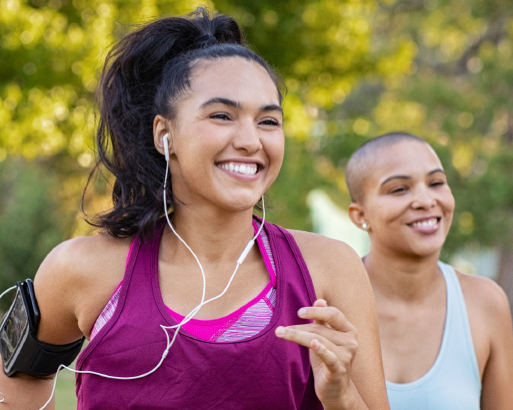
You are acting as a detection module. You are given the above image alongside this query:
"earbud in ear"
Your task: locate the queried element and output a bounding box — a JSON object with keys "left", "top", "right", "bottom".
{"left": 163, "top": 133, "right": 170, "bottom": 162}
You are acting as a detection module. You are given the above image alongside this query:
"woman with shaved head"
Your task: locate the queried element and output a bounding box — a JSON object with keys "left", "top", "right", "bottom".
{"left": 346, "top": 132, "right": 513, "bottom": 410}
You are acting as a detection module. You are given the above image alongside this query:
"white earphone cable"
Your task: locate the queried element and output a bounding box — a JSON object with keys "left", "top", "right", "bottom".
{"left": 11, "top": 143, "right": 266, "bottom": 410}
{"left": 0, "top": 285, "right": 16, "bottom": 300}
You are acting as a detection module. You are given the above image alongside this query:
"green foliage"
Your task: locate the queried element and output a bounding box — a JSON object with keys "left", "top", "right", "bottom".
{"left": 316, "top": 0, "right": 513, "bottom": 256}
{"left": 0, "top": 0, "right": 408, "bottom": 237}
{"left": 266, "top": 138, "right": 330, "bottom": 231}
{"left": 216, "top": 0, "right": 412, "bottom": 138}
{"left": 0, "top": 158, "right": 69, "bottom": 310}
{"left": 1, "top": 0, "right": 512, "bottom": 269}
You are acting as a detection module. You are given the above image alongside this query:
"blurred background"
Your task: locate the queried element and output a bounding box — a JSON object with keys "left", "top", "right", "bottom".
{"left": 1, "top": 0, "right": 512, "bottom": 407}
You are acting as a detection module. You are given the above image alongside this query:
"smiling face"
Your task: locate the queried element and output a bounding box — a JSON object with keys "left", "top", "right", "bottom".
{"left": 155, "top": 57, "right": 284, "bottom": 214}
{"left": 350, "top": 139, "right": 455, "bottom": 258}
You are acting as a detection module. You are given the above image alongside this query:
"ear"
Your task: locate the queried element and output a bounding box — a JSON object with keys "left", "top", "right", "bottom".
{"left": 348, "top": 202, "right": 368, "bottom": 231}
{"left": 153, "top": 115, "right": 171, "bottom": 157}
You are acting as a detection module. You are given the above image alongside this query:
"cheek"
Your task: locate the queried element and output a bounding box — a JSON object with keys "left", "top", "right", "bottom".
{"left": 374, "top": 200, "right": 407, "bottom": 225}
{"left": 273, "top": 142, "right": 285, "bottom": 170}
{"left": 173, "top": 124, "right": 224, "bottom": 161}
{"left": 265, "top": 134, "right": 285, "bottom": 169}
{"left": 442, "top": 190, "right": 456, "bottom": 215}
{"left": 444, "top": 197, "right": 456, "bottom": 226}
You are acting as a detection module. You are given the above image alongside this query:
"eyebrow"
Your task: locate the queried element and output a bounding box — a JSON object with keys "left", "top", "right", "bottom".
{"left": 380, "top": 168, "right": 445, "bottom": 186}
{"left": 200, "top": 98, "right": 283, "bottom": 114}
{"left": 261, "top": 104, "right": 283, "bottom": 115}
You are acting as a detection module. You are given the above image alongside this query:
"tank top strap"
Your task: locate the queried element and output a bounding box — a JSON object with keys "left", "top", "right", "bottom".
{"left": 78, "top": 220, "right": 164, "bottom": 353}
{"left": 437, "top": 261, "right": 480, "bottom": 383}
{"left": 123, "top": 220, "right": 165, "bottom": 307}
{"left": 261, "top": 220, "right": 317, "bottom": 307}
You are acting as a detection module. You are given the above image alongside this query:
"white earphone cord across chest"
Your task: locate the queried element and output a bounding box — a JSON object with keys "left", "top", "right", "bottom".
{"left": 0, "top": 134, "right": 265, "bottom": 409}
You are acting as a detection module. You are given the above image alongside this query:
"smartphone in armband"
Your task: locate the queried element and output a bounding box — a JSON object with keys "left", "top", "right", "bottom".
{"left": 0, "top": 279, "right": 84, "bottom": 378}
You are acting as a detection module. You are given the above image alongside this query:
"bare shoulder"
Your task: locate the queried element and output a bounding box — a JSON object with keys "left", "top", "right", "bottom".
{"left": 38, "top": 233, "right": 130, "bottom": 279}
{"left": 457, "top": 270, "right": 513, "bottom": 372}
{"left": 287, "top": 229, "right": 369, "bottom": 305}
{"left": 34, "top": 233, "right": 132, "bottom": 343}
{"left": 288, "top": 229, "right": 363, "bottom": 272}
{"left": 35, "top": 233, "right": 130, "bottom": 299}
{"left": 457, "top": 270, "right": 513, "bottom": 408}
{"left": 456, "top": 270, "right": 511, "bottom": 317}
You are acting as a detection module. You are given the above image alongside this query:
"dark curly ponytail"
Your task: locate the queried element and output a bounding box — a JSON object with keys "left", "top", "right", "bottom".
{"left": 84, "top": 7, "right": 282, "bottom": 239}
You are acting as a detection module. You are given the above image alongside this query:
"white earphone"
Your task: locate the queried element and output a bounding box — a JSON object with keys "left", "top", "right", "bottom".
{"left": 163, "top": 133, "right": 170, "bottom": 162}
{"left": 14, "top": 129, "right": 266, "bottom": 410}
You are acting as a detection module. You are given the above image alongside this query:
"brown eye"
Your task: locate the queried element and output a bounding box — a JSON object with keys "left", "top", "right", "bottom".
{"left": 390, "top": 187, "right": 407, "bottom": 194}
{"left": 260, "top": 118, "right": 280, "bottom": 126}
{"left": 210, "top": 113, "right": 231, "bottom": 120}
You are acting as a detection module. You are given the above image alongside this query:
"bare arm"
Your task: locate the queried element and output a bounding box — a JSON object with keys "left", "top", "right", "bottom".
{"left": 477, "top": 280, "right": 513, "bottom": 410}
{"left": 0, "top": 234, "right": 128, "bottom": 409}
{"left": 0, "top": 240, "right": 80, "bottom": 410}
{"left": 0, "top": 360, "right": 55, "bottom": 410}
{"left": 277, "top": 231, "right": 389, "bottom": 410}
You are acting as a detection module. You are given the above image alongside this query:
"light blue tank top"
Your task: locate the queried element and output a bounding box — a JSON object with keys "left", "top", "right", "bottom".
{"left": 386, "top": 261, "right": 481, "bottom": 410}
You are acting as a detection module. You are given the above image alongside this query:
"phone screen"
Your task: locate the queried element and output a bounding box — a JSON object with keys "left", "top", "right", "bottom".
{"left": 0, "top": 289, "right": 28, "bottom": 365}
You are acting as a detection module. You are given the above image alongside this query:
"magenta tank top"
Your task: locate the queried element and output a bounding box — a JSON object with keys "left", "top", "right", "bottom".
{"left": 76, "top": 219, "right": 323, "bottom": 409}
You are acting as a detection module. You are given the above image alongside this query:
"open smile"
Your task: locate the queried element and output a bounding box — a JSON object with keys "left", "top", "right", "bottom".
{"left": 407, "top": 217, "right": 441, "bottom": 233}
{"left": 216, "top": 161, "right": 261, "bottom": 176}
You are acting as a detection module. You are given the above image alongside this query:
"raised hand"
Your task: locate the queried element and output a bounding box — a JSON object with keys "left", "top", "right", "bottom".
{"left": 275, "top": 299, "right": 359, "bottom": 410}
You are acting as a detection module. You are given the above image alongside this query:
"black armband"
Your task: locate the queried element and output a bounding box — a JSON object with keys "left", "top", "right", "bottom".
{"left": 0, "top": 279, "right": 84, "bottom": 378}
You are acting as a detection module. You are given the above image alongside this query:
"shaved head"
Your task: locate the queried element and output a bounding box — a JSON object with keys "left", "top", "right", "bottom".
{"left": 346, "top": 132, "right": 430, "bottom": 203}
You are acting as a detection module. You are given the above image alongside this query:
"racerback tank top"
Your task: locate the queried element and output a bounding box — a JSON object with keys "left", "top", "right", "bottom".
{"left": 76, "top": 219, "right": 323, "bottom": 409}
{"left": 386, "top": 261, "right": 481, "bottom": 410}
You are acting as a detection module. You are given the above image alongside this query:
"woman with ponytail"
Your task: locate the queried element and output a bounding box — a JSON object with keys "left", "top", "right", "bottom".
{"left": 0, "top": 8, "right": 389, "bottom": 410}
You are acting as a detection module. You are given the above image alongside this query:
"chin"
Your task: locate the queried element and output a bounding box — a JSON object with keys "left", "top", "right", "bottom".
{"left": 406, "top": 242, "right": 444, "bottom": 259}
{"left": 219, "top": 195, "right": 262, "bottom": 213}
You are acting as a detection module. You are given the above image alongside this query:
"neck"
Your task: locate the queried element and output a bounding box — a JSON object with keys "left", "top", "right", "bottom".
{"left": 164, "top": 204, "right": 260, "bottom": 266}
{"left": 364, "top": 245, "right": 443, "bottom": 303}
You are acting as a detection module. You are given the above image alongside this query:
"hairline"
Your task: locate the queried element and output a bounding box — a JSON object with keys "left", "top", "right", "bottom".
{"left": 346, "top": 132, "right": 431, "bottom": 204}
{"left": 162, "top": 51, "right": 283, "bottom": 122}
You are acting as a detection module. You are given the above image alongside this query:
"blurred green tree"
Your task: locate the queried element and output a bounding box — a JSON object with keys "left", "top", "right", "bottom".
{"left": 1, "top": 0, "right": 512, "bottom": 312}
{"left": 0, "top": 0, "right": 410, "bottom": 235}
{"left": 317, "top": 0, "right": 513, "bottom": 312}
{"left": 214, "top": 0, "right": 415, "bottom": 228}
{"left": 0, "top": 158, "right": 70, "bottom": 310}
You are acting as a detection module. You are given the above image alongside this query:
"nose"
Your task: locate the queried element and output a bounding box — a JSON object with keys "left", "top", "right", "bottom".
{"left": 233, "top": 118, "right": 262, "bottom": 154}
{"left": 411, "top": 185, "right": 436, "bottom": 209}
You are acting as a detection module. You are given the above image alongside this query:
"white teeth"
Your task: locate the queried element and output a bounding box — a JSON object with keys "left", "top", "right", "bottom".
{"left": 218, "top": 162, "right": 258, "bottom": 175}
{"left": 412, "top": 218, "right": 438, "bottom": 228}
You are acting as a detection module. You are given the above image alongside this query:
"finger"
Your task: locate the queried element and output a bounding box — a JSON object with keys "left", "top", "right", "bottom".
{"left": 312, "top": 299, "right": 328, "bottom": 326}
{"left": 297, "top": 305, "right": 356, "bottom": 333}
{"left": 313, "top": 299, "right": 328, "bottom": 308}
{"left": 285, "top": 323, "right": 356, "bottom": 346}
{"left": 310, "top": 339, "right": 340, "bottom": 373}
{"left": 276, "top": 327, "right": 343, "bottom": 374}
{"left": 275, "top": 325, "right": 334, "bottom": 351}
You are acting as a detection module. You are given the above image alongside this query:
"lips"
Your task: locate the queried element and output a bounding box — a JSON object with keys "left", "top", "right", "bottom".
{"left": 216, "top": 161, "right": 259, "bottom": 176}
{"left": 407, "top": 217, "right": 441, "bottom": 233}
